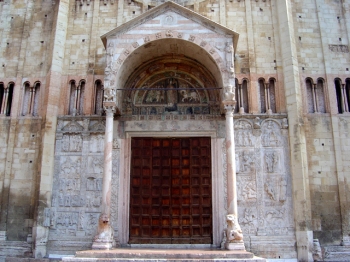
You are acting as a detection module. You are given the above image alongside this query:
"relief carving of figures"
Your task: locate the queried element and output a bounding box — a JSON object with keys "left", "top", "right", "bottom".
{"left": 225, "top": 42, "right": 234, "bottom": 75}
{"left": 90, "top": 135, "right": 104, "bottom": 152}
{"left": 242, "top": 181, "right": 257, "bottom": 201}
{"left": 235, "top": 150, "right": 255, "bottom": 173}
{"left": 71, "top": 135, "right": 82, "bottom": 151}
{"left": 235, "top": 120, "right": 252, "bottom": 130}
{"left": 264, "top": 181, "right": 276, "bottom": 201}
{"left": 85, "top": 213, "right": 99, "bottom": 236}
{"left": 261, "top": 121, "right": 282, "bottom": 147}
{"left": 79, "top": 211, "right": 85, "bottom": 230}
{"left": 265, "top": 151, "right": 279, "bottom": 173}
{"left": 62, "top": 135, "right": 82, "bottom": 152}
{"left": 56, "top": 213, "right": 78, "bottom": 229}
{"left": 145, "top": 88, "right": 165, "bottom": 103}
{"left": 60, "top": 157, "right": 81, "bottom": 177}
{"left": 237, "top": 177, "right": 257, "bottom": 202}
{"left": 60, "top": 178, "right": 80, "bottom": 191}
{"left": 71, "top": 195, "right": 84, "bottom": 207}
{"left": 235, "top": 131, "right": 254, "bottom": 147}
{"left": 239, "top": 208, "right": 255, "bottom": 226}
{"left": 103, "top": 86, "right": 116, "bottom": 102}
{"left": 91, "top": 157, "right": 104, "bottom": 174}
{"left": 86, "top": 192, "right": 102, "bottom": 208}
{"left": 86, "top": 177, "right": 103, "bottom": 191}
{"left": 239, "top": 208, "right": 257, "bottom": 234}
{"left": 264, "top": 208, "right": 288, "bottom": 235}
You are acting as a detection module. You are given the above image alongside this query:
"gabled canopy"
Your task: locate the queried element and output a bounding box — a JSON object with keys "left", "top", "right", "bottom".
{"left": 101, "top": 1, "right": 239, "bottom": 52}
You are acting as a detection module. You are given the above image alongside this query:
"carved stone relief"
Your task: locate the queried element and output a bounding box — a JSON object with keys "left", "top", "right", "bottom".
{"left": 231, "top": 117, "right": 293, "bottom": 238}
{"left": 49, "top": 117, "right": 110, "bottom": 248}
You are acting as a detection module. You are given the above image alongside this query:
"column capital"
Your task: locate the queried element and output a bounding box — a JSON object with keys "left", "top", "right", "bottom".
{"left": 222, "top": 100, "right": 236, "bottom": 115}
{"left": 103, "top": 101, "right": 116, "bottom": 116}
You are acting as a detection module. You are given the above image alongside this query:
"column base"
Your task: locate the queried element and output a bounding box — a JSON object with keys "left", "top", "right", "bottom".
{"left": 92, "top": 241, "right": 114, "bottom": 250}
{"left": 225, "top": 241, "right": 245, "bottom": 251}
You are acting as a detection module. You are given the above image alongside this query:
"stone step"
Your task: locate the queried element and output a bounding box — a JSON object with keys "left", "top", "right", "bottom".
{"left": 63, "top": 259, "right": 266, "bottom": 262}
{"left": 0, "top": 241, "right": 32, "bottom": 259}
{"left": 5, "top": 258, "right": 49, "bottom": 262}
{"left": 62, "top": 248, "right": 266, "bottom": 262}
{"left": 324, "top": 246, "right": 350, "bottom": 261}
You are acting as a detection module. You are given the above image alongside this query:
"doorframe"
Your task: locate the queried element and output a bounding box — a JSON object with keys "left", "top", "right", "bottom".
{"left": 117, "top": 131, "right": 226, "bottom": 247}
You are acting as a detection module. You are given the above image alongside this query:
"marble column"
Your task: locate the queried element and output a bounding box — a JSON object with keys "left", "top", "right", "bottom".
{"left": 222, "top": 85, "right": 245, "bottom": 251}
{"left": 92, "top": 102, "right": 115, "bottom": 249}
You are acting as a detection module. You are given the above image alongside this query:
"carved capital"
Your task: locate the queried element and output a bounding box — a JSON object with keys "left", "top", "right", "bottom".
{"left": 103, "top": 101, "right": 116, "bottom": 117}
{"left": 222, "top": 100, "right": 236, "bottom": 115}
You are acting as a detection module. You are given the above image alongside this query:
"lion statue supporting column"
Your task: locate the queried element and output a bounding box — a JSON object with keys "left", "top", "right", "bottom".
{"left": 225, "top": 214, "right": 245, "bottom": 250}
{"left": 92, "top": 213, "right": 115, "bottom": 249}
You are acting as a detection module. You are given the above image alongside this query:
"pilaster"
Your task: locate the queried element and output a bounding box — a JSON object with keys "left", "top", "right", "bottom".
{"left": 32, "top": 0, "right": 69, "bottom": 258}
{"left": 276, "top": 1, "right": 313, "bottom": 261}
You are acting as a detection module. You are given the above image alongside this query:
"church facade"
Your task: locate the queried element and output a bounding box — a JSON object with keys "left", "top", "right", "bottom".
{"left": 0, "top": 0, "right": 350, "bottom": 261}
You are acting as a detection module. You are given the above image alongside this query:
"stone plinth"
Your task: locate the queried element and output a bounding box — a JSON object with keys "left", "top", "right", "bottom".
{"left": 62, "top": 248, "right": 266, "bottom": 262}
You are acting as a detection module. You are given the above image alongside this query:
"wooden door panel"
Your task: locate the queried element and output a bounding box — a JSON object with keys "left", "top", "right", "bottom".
{"left": 129, "top": 137, "right": 212, "bottom": 244}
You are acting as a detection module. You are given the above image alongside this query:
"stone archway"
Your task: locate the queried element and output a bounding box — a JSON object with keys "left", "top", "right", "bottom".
{"left": 114, "top": 37, "right": 227, "bottom": 247}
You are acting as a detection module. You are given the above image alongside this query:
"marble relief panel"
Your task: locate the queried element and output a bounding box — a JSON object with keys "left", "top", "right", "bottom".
{"left": 49, "top": 117, "right": 108, "bottom": 246}
{"left": 233, "top": 117, "right": 293, "bottom": 238}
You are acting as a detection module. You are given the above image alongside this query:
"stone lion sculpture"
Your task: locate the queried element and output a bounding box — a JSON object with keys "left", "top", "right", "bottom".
{"left": 226, "top": 214, "right": 243, "bottom": 242}
{"left": 94, "top": 213, "right": 114, "bottom": 243}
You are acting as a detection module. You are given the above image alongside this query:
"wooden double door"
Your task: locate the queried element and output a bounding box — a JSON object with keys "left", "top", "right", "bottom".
{"left": 129, "top": 137, "right": 212, "bottom": 244}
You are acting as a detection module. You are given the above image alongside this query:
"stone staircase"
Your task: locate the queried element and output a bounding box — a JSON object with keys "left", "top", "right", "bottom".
{"left": 323, "top": 246, "right": 350, "bottom": 261}
{"left": 61, "top": 248, "right": 266, "bottom": 261}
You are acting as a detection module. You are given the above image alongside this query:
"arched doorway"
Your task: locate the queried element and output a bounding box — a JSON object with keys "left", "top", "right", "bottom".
{"left": 100, "top": 2, "right": 239, "bottom": 246}
{"left": 115, "top": 38, "right": 224, "bottom": 245}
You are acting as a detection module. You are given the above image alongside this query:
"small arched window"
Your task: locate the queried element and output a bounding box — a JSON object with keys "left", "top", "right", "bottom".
{"left": 346, "top": 78, "right": 350, "bottom": 112}
{"left": 94, "top": 80, "right": 104, "bottom": 115}
{"left": 306, "top": 78, "right": 326, "bottom": 113}
{"left": 316, "top": 79, "right": 326, "bottom": 113}
{"left": 68, "top": 80, "right": 85, "bottom": 115}
{"left": 22, "top": 82, "right": 41, "bottom": 116}
{"left": 0, "top": 82, "right": 14, "bottom": 116}
{"left": 259, "top": 79, "right": 266, "bottom": 113}
{"left": 235, "top": 79, "right": 249, "bottom": 114}
{"left": 334, "top": 78, "right": 348, "bottom": 114}
{"left": 259, "top": 78, "right": 276, "bottom": 114}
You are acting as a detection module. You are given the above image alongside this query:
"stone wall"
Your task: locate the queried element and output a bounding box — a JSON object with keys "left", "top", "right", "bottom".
{"left": 0, "top": 118, "right": 42, "bottom": 241}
